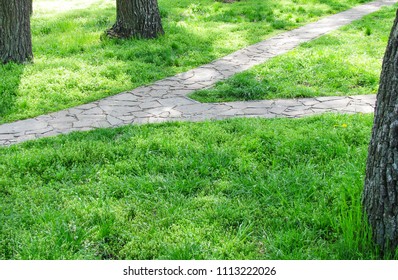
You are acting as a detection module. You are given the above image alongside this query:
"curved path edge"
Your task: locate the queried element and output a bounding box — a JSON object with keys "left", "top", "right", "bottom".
{"left": 1, "top": 0, "right": 396, "bottom": 146}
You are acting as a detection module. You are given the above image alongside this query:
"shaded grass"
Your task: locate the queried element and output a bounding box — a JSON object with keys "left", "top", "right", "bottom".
{"left": 0, "top": 114, "right": 385, "bottom": 259}
{"left": 190, "top": 4, "right": 396, "bottom": 102}
{"left": 0, "top": 0, "right": 372, "bottom": 123}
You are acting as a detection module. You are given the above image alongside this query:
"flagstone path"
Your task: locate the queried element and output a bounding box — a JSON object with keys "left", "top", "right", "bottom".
{"left": 1, "top": 0, "right": 396, "bottom": 146}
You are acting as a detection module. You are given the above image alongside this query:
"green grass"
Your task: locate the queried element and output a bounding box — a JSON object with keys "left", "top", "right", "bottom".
{"left": 189, "top": 4, "right": 396, "bottom": 103}
{"left": 0, "top": 0, "right": 391, "bottom": 261}
{"left": 0, "top": 114, "right": 387, "bottom": 260}
{"left": 0, "top": 0, "right": 373, "bottom": 124}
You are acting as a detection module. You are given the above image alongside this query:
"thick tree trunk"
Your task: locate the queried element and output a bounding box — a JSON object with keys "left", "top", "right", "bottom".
{"left": 363, "top": 10, "right": 398, "bottom": 257}
{"left": 108, "top": 0, "right": 164, "bottom": 39}
{"left": 0, "top": 0, "right": 33, "bottom": 64}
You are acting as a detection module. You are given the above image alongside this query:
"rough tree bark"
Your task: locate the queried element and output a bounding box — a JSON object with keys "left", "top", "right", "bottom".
{"left": 0, "top": 0, "right": 33, "bottom": 64}
{"left": 107, "top": 0, "right": 164, "bottom": 39}
{"left": 363, "top": 10, "right": 398, "bottom": 257}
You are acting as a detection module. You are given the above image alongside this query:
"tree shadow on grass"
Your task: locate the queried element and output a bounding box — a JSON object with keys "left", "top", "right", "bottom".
{"left": 0, "top": 63, "right": 25, "bottom": 124}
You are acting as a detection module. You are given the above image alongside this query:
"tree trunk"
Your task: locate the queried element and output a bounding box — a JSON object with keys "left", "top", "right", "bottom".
{"left": 0, "top": 0, "right": 33, "bottom": 64}
{"left": 363, "top": 10, "right": 398, "bottom": 257}
{"left": 108, "top": 0, "right": 164, "bottom": 39}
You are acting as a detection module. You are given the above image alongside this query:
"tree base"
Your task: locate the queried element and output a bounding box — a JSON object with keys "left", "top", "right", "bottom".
{"left": 106, "top": 19, "right": 164, "bottom": 40}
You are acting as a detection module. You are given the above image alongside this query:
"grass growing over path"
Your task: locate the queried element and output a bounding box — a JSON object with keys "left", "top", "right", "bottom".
{"left": 0, "top": 0, "right": 372, "bottom": 124}
{"left": 0, "top": 114, "right": 383, "bottom": 260}
{"left": 190, "top": 4, "right": 396, "bottom": 103}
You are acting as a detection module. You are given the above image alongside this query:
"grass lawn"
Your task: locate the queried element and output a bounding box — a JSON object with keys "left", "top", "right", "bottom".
{"left": 0, "top": 113, "right": 387, "bottom": 260}
{"left": 189, "top": 4, "right": 397, "bottom": 102}
{"left": 0, "top": 0, "right": 373, "bottom": 124}
{"left": 1, "top": 0, "right": 394, "bottom": 261}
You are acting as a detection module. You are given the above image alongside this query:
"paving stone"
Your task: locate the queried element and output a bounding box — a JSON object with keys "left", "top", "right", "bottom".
{"left": 118, "top": 115, "right": 136, "bottom": 122}
{"left": 243, "top": 114, "right": 277, "bottom": 119}
{"left": 57, "top": 128, "right": 78, "bottom": 135}
{"left": 16, "top": 134, "right": 37, "bottom": 142}
{"left": 212, "top": 59, "right": 240, "bottom": 70}
{"left": 342, "top": 105, "right": 375, "bottom": 114}
{"left": 128, "top": 86, "right": 153, "bottom": 97}
{"left": 106, "top": 115, "right": 124, "bottom": 126}
{"left": 218, "top": 109, "right": 245, "bottom": 116}
{"left": 244, "top": 100, "right": 275, "bottom": 108}
{"left": 73, "top": 126, "right": 95, "bottom": 132}
{"left": 175, "top": 104, "right": 214, "bottom": 115}
{"left": 185, "top": 115, "right": 215, "bottom": 122}
{"left": 68, "top": 108, "right": 84, "bottom": 115}
{"left": 199, "top": 106, "right": 231, "bottom": 117}
{"left": 315, "top": 96, "right": 350, "bottom": 102}
{"left": 188, "top": 69, "right": 223, "bottom": 83}
{"left": 26, "top": 126, "right": 54, "bottom": 135}
{"left": 243, "top": 108, "right": 269, "bottom": 115}
{"left": 40, "top": 130, "right": 62, "bottom": 138}
{"left": 299, "top": 98, "right": 321, "bottom": 106}
{"left": 47, "top": 120, "right": 74, "bottom": 130}
{"left": 167, "top": 109, "right": 183, "bottom": 118}
{"left": 145, "top": 107, "right": 170, "bottom": 116}
{"left": 73, "top": 115, "right": 107, "bottom": 128}
{"left": 76, "top": 114, "right": 106, "bottom": 122}
{"left": 100, "top": 105, "right": 142, "bottom": 116}
{"left": 182, "top": 82, "right": 213, "bottom": 90}
{"left": 158, "top": 97, "right": 196, "bottom": 107}
{"left": 72, "top": 121, "right": 95, "bottom": 129}
{"left": 76, "top": 103, "right": 98, "bottom": 110}
{"left": 281, "top": 109, "right": 315, "bottom": 117}
{"left": 131, "top": 111, "right": 151, "bottom": 118}
{"left": 259, "top": 113, "right": 278, "bottom": 118}
{"left": 157, "top": 107, "right": 185, "bottom": 117}
{"left": 311, "top": 98, "right": 351, "bottom": 109}
{"left": 0, "top": 119, "right": 48, "bottom": 134}
{"left": 269, "top": 106, "right": 288, "bottom": 115}
{"left": 134, "top": 118, "right": 151, "bottom": 124}
{"left": 0, "top": 133, "right": 15, "bottom": 140}
{"left": 147, "top": 89, "right": 171, "bottom": 98}
{"left": 174, "top": 71, "right": 195, "bottom": 81}
{"left": 81, "top": 107, "right": 104, "bottom": 115}
{"left": 285, "top": 105, "right": 313, "bottom": 111}
{"left": 48, "top": 110, "right": 76, "bottom": 119}
{"left": 99, "top": 99, "right": 139, "bottom": 107}
{"left": 152, "top": 78, "right": 177, "bottom": 86}
{"left": 148, "top": 117, "right": 168, "bottom": 123}
{"left": 138, "top": 101, "right": 160, "bottom": 110}
{"left": 92, "top": 121, "right": 113, "bottom": 128}
{"left": 227, "top": 101, "right": 259, "bottom": 109}
{"left": 210, "top": 104, "right": 233, "bottom": 111}
{"left": 273, "top": 99, "right": 304, "bottom": 107}
{"left": 349, "top": 94, "right": 377, "bottom": 105}
{"left": 35, "top": 115, "right": 56, "bottom": 122}
{"left": 110, "top": 92, "right": 140, "bottom": 102}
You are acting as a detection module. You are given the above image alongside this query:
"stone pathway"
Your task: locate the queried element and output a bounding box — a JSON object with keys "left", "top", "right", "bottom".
{"left": 0, "top": 0, "right": 396, "bottom": 146}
